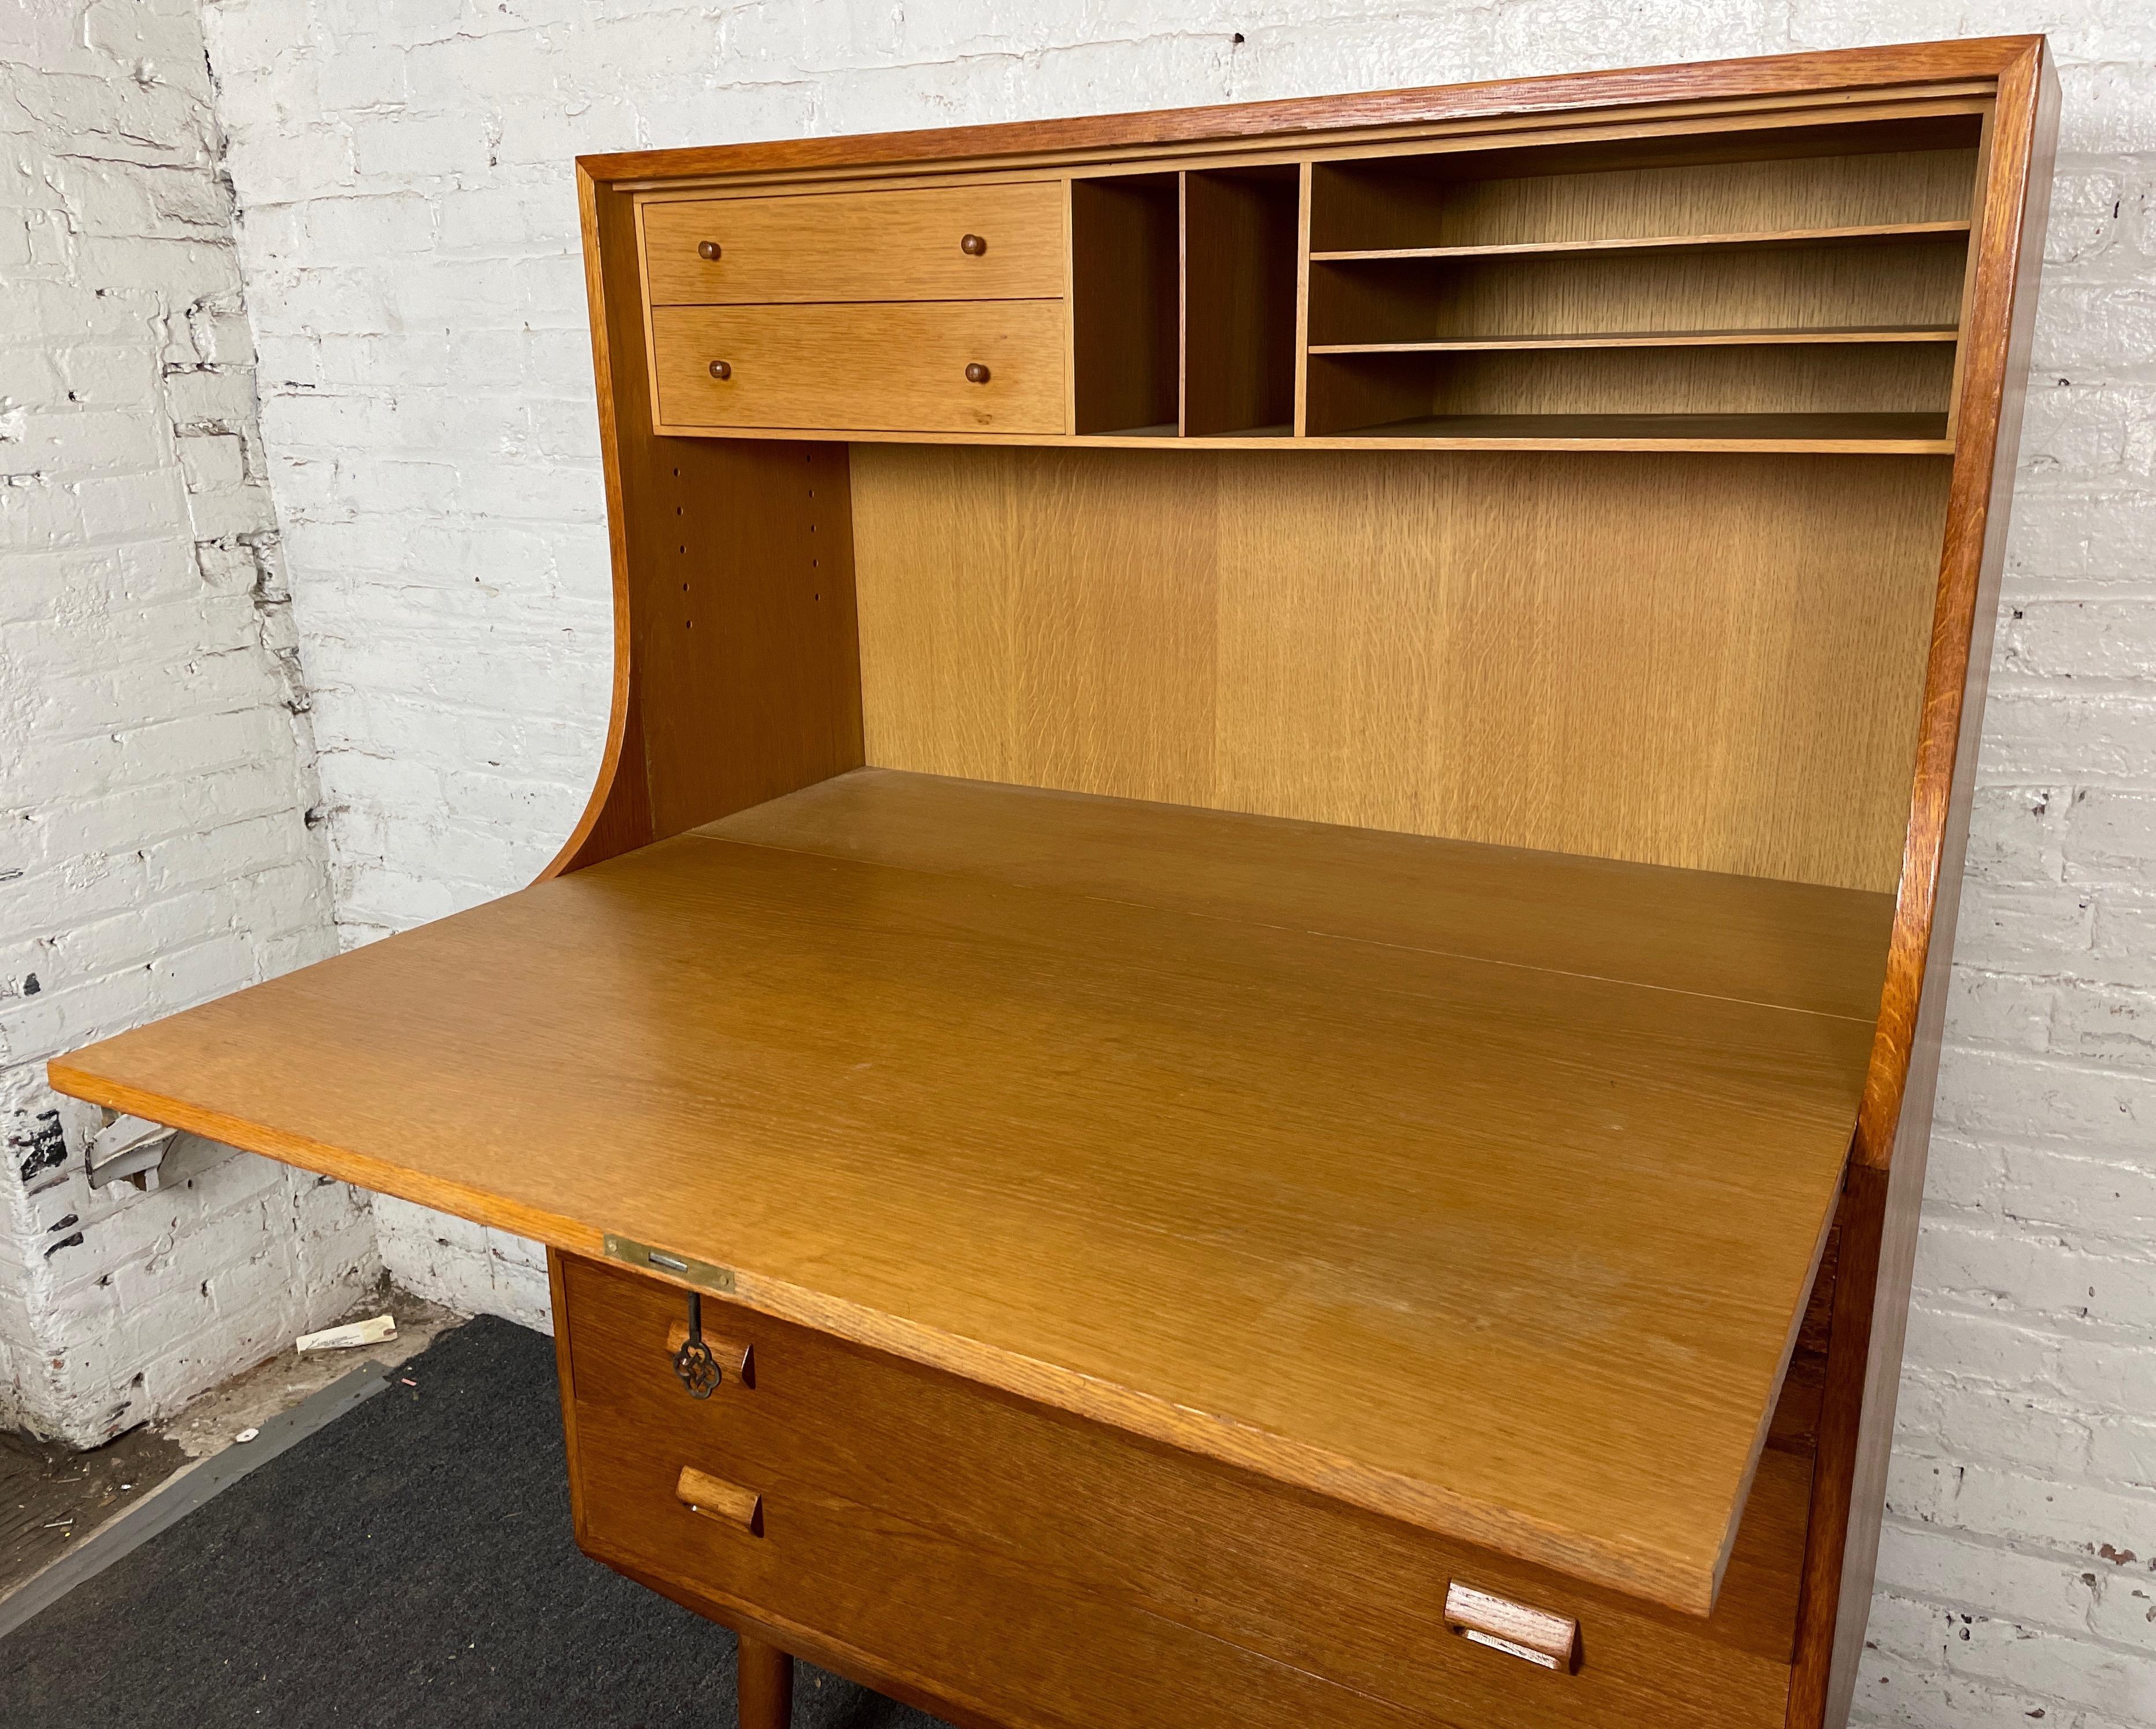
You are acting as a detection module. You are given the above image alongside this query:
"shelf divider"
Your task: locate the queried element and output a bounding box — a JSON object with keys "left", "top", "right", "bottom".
{"left": 1309, "top": 218, "right": 1971, "bottom": 263}
{"left": 1310, "top": 325, "right": 1960, "bottom": 354}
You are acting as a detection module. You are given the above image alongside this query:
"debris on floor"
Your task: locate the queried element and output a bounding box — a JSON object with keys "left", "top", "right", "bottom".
{"left": 296, "top": 1315, "right": 397, "bottom": 1352}
{"left": 0, "top": 1285, "right": 462, "bottom": 1603}
{"left": 0, "top": 1423, "right": 186, "bottom": 1601}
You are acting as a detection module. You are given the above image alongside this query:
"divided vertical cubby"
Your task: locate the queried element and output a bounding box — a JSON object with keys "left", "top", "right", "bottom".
{"left": 1070, "top": 167, "right": 1304, "bottom": 438}
{"left": 1071, "top": 174, "right": 1180, "bottom": 436}
{"left": 1299, "top": 115, "right": 1985, "bottom": 442}
{"left": 1181, "top": 166, "right": 1302, "bottom": 437}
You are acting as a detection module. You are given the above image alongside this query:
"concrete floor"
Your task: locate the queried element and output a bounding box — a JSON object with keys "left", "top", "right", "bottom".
{"left": 0, "top": 1283, "right": 463, "bottom": 1603}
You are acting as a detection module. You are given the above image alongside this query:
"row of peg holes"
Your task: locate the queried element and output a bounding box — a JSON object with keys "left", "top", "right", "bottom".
{"left": 671, "top": 455, "right": 824, "bottom": 631}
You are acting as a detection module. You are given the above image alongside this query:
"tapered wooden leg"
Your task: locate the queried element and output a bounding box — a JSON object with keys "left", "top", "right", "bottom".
{"left": 737, "top": 1632, "right": 794, "bottom": 1729}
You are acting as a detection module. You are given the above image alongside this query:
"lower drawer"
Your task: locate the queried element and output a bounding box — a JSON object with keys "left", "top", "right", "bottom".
{"left": 556, "top": 1252, "right": 1803, "bottom": 1729}
{"left": 650, "top": 300, "right": 1067, "bottom": 434}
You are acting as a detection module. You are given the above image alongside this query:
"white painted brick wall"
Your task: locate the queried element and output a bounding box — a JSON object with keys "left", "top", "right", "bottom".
{"left": 0, "top": 0, "right": 379, "bottom": 1447}
{"left": 194, "top": 1, "right": 2156, "bottom": 1718}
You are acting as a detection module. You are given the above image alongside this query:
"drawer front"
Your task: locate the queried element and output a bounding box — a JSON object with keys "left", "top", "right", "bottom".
{"left": 651, "top": 302, "right": 1066, "bottom": 434}
{"left": 642, "top": 183, "right": 1066, "bottom": 306}
{"left": 559, "top": 1255, "right": 1800, "bottom": 1729}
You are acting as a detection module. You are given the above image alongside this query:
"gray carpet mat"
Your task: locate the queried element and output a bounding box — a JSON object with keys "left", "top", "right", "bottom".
{"left": 0, "top": 1315, "right": 945, "bottom": 1728}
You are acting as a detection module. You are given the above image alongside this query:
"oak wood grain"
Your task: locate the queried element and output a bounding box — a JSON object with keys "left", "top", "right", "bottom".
{"left": 701, "top": 769, "right": 1896, "bottom": 1020}
{"left": 848, "top": 445, "right": 1949, "bottom": 889}
{"left": 664, "top": 1319, "right": 754, "bottom": 1382}
{"left": 564, "top": 1255, "right": 1804, "bottom": 1728}
{"left": 651, "top": 301, "right": 1066, "bottom": 435}
{"left": 675, "top": 1465, "right": 762, "bottom": 1531}
{"left": 1070, "top": 175, "right": 1179, "bottom": 433}
{"left": 1307, "top": 142, "right": 1978, "bottom": 253}
{"left": 1443, "top": 1581, "right": 1579, "bottom": 1671}
{"left": 54, "top": 771, "right": 1881, "bottom": 1613}
{"left": 1307, "top": 343, "right": 1957, "bottom": 423}
{"left": 736, "top": 1633, "right": 794, "bottom": 1729}
{"left": 1309, "top": 324, "right": 1960, "bottom": 350}
{"left": 546, "top": 171, "right": 864, "bottom": 874}
{"left": 645, "top": 415, "right": 1957, "bottom": 453}
{"left": 1181, "top": 166, "right": 1300, "bottom": 435}
{"left": 642, "top": 182, "right": 1064, "bottom": 306}
{"left": 1304, "top": 233, "right": 1969, "bottom": 346}
{"left": 1309, "top": 222, "right": 1970, "bottom": 261}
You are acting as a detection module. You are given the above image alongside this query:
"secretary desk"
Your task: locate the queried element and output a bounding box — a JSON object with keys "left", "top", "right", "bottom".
{"left": 53, "top": 35, "right": 2056, "bottom": 1729}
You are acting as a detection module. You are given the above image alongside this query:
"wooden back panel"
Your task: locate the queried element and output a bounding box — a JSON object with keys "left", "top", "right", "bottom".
{"left": 850, "top": 446, "right": 1949, "bottom": 891}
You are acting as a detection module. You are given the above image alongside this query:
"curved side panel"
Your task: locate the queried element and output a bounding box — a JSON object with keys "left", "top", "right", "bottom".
{"left": 540, "top": 165, "right": 647, "bottom": 880}
{"left": 541, "top": 165, "right": 864, "bottom": 882}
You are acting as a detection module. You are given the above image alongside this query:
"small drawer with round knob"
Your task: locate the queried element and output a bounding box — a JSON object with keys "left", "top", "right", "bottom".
{"left": 640, "top": 183, "right": 1065, "bottom": 307}
{"left": 651, "top": 301, "right": 1066, "bottom": 435}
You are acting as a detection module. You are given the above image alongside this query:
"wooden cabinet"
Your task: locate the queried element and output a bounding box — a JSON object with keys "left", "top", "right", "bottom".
{"left": 50, "top": 36, "right": 2057, "bottom": 1729}
{"left": 633, "top": 105, "right": 2011, "bottom": 448}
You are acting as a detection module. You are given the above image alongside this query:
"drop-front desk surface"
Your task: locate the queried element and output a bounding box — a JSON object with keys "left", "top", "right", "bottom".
{"left": 61, "top": 770, "right": 1874, "bottom": 1714}
{"left": 50, "top": 31, "right": 2056, "bottom": 1729}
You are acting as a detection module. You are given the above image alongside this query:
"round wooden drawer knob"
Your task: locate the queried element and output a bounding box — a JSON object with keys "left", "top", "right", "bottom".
{"left": 697, "top": 240, "right": 721, "bottom": 260}
{"left": 709, "top": 359, "right": 732, "bottom": 380}
{"left": 960, "top": 233, "right": 986, "bottom": 256}
{"left": 964, "top": 362, "right": 991, "bottom": 384}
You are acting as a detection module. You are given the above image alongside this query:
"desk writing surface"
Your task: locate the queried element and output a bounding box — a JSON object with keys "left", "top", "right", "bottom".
{"left": 51, "top": 769, "right": 1892, "bottom": 1616}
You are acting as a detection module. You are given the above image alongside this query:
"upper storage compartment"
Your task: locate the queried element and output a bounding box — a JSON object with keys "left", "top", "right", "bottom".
{"left": 642, "top": 182, "right": 1067, "bottom": 304}
{"left": 1303, "top": 116, "right": 1980, "bottom": 254}
{"left": 644, "top": 181, "right": 1070, "bottom": 436}
{"left": 1070, "top": 173, "right": 1179, "bottom": 436}
{"left": 636, "top": 107, "right": 1988, "bottom": 450}
{"left": 1303, "top": 115, "right": 1982, "bottom": 444}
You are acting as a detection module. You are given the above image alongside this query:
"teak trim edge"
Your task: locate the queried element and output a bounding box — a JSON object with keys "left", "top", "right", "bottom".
{"left": 576, "top": 36, "right": 2042, "bottom": 184}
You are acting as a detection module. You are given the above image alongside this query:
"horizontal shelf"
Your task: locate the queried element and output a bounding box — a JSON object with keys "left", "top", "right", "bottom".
{"left": 658, "top": 421, "right": 1956, "bottom": 454}
{"left": 1310, "top": 325, "right": 1960, "bottom": 355}
{"left": 1077, "top": 422, "right": 1296, "bottom": 441}
{"left": 1332, "top": 410, "right": 1951, "bottom": 450}
{"left": 1310, "top": 220, "right": 1972, "bottom": 263}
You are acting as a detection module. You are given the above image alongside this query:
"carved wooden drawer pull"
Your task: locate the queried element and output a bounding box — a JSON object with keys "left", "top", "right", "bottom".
{"left": 666, "top": 1317, "right": 753, "bottom": 1384}
{"left": 676, "top": 1465, "right": 762, "bottom": 1533}
{"left": 1443, "top": 1581, "right": 1578, "bottom": 1672}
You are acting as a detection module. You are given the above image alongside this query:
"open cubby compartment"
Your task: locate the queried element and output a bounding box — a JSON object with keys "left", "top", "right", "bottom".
{"left": 1304, "top": 340, "right": 1956, "bottom": 441}
{"left": 1072, "top": 173, "right": 1180, "bottom": 436}
{"left": 1305, "top": 231, "right": 1971, "bottom": 349}
{"left": 1306, "top": 113, "right": 1984, "bottom": 255}
{"left": 1181, "top": 165, "right": 1302, "bottom": 436}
